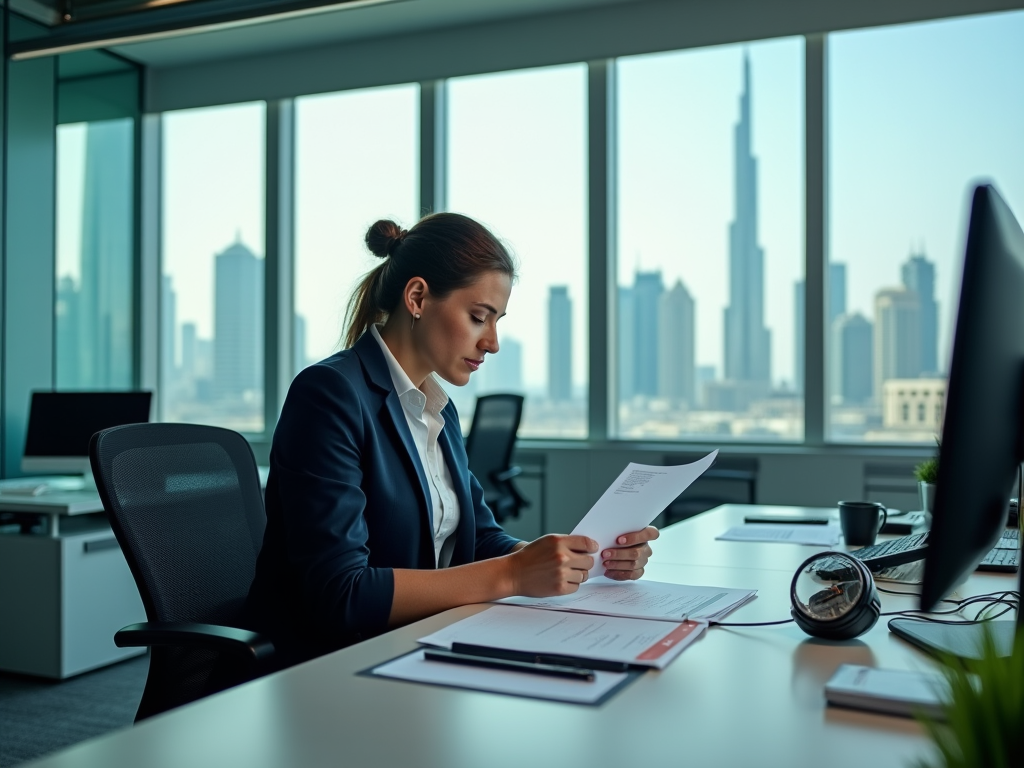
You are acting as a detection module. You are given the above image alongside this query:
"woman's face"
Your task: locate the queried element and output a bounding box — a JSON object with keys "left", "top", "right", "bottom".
{"left": 419, "top": 271, "right": 512, "bottom": 387}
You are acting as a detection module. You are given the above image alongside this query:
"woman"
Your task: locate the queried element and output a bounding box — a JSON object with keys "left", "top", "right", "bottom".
{"left": 243, "top": 213, "right": 658, "bottom": 667}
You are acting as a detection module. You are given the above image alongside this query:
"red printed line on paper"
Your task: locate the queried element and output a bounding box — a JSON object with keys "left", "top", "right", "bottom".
{"left": 635, "top": 621, "right": 701, "bottom": 660}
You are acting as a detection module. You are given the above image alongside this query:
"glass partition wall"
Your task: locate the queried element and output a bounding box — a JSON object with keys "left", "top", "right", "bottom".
{"left": 446, "top": 64, "right": 589, "bottom": 439}
{"left": 826, "top": 12, "right": 1024, "bottom": 442}
{"left": 160, "top": 102, "right": 267, "bottom": 433}
{"left": 55, "top": 52, "right": 140, "bottom": 391}
{"left": 615, "top": 39, "right": 805, "bottom": 441}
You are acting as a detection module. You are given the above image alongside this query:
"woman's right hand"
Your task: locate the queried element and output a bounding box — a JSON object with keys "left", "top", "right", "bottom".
{"left": 506, "top": 534, "right": 599, "bottom": 597}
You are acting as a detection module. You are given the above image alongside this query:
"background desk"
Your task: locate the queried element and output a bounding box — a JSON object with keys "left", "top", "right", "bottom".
{"left": 0, "top": 490, "right": 145, "bottom": 679}
{"left": 23, "top": 504, "right": 1017, "bottom": 768}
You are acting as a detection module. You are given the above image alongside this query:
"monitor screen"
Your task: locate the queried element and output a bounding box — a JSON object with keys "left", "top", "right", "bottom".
{"left": 920, "top": 183, "right": 1024, "bottom": 612}
{"left": 22, "top": 391, "right": 153, "bottom": 474}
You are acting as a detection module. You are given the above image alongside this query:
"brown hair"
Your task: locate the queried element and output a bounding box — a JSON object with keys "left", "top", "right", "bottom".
{"left": 343, "top": 213, "right": 517, "bottom": 348}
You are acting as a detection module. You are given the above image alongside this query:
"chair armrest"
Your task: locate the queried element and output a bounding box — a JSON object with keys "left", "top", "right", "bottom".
{"left": 491, "top": 466, "right": 522, "bottom": 483}
{"left": 115, "top": 622, "right": 275, "bottom": 662}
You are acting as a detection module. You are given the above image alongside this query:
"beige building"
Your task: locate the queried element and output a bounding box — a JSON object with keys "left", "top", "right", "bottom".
{"left": 882, "top": 378, "right": 946, "bottom": 432}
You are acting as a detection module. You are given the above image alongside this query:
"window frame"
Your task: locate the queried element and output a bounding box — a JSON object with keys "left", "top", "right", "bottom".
{"left": 139, "top": 12, "right": 1013, "bottom": 453}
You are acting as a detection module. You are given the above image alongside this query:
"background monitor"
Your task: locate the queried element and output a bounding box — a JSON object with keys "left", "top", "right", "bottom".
{"left": 892, "top": 184, "right": 1023, "bottom": 658}
{"left": 22, "top": 391, "right": 153, "bottom": 475}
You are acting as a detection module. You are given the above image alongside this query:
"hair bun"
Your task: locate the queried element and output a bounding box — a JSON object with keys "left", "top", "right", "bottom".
{"left": 365, "top": 219, "right": 408, "bottom": 259}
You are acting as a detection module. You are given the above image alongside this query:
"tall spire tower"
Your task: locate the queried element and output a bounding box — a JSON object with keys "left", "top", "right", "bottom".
{"left": 723, "top": 53, "right": 771, "bottom": 385}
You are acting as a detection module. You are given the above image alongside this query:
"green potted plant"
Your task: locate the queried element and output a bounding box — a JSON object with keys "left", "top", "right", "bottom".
{"left": 914, "top": 627, "right": 1024, "bottom": 767}
{"left": 914, "top": 441, "right": 940, "bottom": 519}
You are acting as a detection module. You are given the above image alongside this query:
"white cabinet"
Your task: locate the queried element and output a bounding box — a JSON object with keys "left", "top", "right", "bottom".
{"left": 0, "top": 516, "right": 145, "bottom": 678}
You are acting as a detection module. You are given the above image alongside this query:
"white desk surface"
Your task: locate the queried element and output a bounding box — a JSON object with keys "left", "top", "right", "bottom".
{"left": 23, "top": 504, "right": 1017, "bottom": 768}
{"left": 0, "top": 490, "right": 104, "bottom": 516}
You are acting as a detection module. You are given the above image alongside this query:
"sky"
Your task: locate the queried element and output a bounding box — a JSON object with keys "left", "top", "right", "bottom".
{"left": 56, "top": 9, "right": 1024, "bottom": 397}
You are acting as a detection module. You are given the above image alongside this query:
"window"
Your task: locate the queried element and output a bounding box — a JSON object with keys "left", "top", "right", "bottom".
{"left": 616, "top": 39, "right": 804, "bottom": 440}
{"left": 56, "top": 119, "right": 134, "bottom": 389}
{"left": 294, "top": 84, "right": 419, "bottom": 369}
{"left": 828, "top": 11, "right": 1024, "bottom": 442}
{"left": 446, "top": 65, "right": 588, "bottom": 437}
{"left": 161, "top": 102, "right": 266, "bottom": 432}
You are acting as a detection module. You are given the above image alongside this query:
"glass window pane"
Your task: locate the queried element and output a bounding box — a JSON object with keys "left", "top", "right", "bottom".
{"left": 447, "top": 64, "right": 588, "bottom": 438}
{"left": 294, "top": 84, "right": 419, "bottom": 370}
{"left": 56, "top": 118, "right": 134, "bottom": 389}
{"left": 828, "top": 12, "right": 1024, "bottom": 442}
{"left": 616, "top": 40, "right": 804, "bottom": 440}
{"left": 161, "top": 102, "right": 266, "bottom": 432}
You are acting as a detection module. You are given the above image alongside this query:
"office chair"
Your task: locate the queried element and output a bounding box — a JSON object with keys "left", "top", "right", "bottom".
{"left": 90, "top": 423, "right": 275, "bottom": 722}
{"left": 465, "top": 394, "right": 529, "bottom": 523}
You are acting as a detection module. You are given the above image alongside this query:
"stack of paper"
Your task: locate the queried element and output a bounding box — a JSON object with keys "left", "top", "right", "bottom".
{"left": 716, "top": 523, "right": 842, "bottom": 546}
{"left": 418, "top": 605, "right": 706, "bottom": 670}
{"left": 501, "top": 579, "right": 756, "bottom": 623}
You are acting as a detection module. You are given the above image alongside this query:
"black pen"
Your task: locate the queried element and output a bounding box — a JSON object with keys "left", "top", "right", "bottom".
{"left": 744, "top": 515, "right": 831, "bottom": 525}
{"left": 423, "top": 649, "right": 596, "bottom": 681}
{"left": 450, "top": 642, "right": 632, "bottom": 673}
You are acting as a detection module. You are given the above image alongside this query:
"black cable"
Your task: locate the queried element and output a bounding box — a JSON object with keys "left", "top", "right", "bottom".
{"left": 710, "top": 589, "right": 1019, "bottom": 629}
{"left": 710, "top": 619, "right": 794, "bottom": 627}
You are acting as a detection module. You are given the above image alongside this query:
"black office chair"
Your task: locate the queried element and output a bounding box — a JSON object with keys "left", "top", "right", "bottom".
{"left": 89, "top": 423, "right": 275, "bottom": 722}
{"left": 465, "top": 394, "right": 529, "bottom": 523}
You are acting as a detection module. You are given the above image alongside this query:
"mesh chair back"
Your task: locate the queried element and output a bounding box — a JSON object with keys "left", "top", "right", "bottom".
{"left": 90, "top": 423, "right": 266, "bottom": 716}
{"left": 465, "top": 394, "right": 524, "bottom": 499}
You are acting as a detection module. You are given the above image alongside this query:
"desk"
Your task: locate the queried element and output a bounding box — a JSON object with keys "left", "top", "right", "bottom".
{"left": 23, "top": 504, "right": 1017, "bottom": 768}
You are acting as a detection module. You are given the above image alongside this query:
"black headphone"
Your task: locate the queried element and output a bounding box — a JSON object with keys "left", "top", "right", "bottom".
{"left": 790, "top": 551, "right": 881, "bottom": 640}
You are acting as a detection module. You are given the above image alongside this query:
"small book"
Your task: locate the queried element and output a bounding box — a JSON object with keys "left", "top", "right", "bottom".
{"left": 824, "top": 664, "right": 948, "bottom": 719}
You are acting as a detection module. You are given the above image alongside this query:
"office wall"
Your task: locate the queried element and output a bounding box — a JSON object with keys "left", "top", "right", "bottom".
{"left": 146, "top": 0, "right": 1024, "bottom": 112}
{"left": 1, "top": 18, "right": 57, "bottom": 478}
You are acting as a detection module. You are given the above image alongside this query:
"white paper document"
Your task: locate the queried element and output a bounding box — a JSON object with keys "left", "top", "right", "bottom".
{"left": 500, "top": 579, "right": 756, "bottom": 623}
{"left": 573, "top": 451, "right": 719, "bottom": 576}
{"left": 716, "top": 523, "right": 841, "bottom": 546}
{"left": 419, "top": 605, "right": 707, "bottom": 670}
{"left": 370, "top": 649, "right": 631, "bottom": 705}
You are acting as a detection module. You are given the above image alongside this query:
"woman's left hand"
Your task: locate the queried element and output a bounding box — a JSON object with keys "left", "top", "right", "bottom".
{"left": 600, "top": 526, "right": 659, "bottom": 580}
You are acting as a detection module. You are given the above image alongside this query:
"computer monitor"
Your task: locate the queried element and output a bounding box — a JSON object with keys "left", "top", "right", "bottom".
{"left": 22, "top": 391, "right": 153, "bottom": 475}
{"left": 891, "top": 184, "right": 1023, "bottom": 659}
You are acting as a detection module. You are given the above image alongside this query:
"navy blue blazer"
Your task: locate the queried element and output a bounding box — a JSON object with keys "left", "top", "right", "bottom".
{"left": 242, "top": 331, "right": 519, "bottom": 665}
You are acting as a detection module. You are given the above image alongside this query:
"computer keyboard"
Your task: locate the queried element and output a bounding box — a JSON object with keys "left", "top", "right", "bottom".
{"left": 813, "top": 528, "right": 1021, "bottom": 579}
{"left": 977, "top": 547, "right": 1020, "bottom": 572}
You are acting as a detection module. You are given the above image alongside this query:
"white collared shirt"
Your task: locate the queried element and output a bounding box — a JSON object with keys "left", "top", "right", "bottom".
{"left": 370, "top": 325, "right": 460, "bottom": 567}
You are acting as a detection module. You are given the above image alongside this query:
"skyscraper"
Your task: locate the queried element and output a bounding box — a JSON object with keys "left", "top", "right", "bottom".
{"left": 794, "top": 262, "right": 847, "bottom": 395}
{"left": 618, "top": 286, "right": 635, "bottom": 401}
{"left": 484, "top": 336, "right": 523, "bottom": 393}
{"left": 181, "top": 322, "right": 198, "bottom": 382}
{"left": 793, "top": 279, "right": 804, "bottom": 394}
{"left": 829, "top": 262, "right": 847, "bottom": 324}
{"left": 658, "top": 279, "right": 696, "bottom": 405}
{"left": 74, "top": 119, "right": 134, "bottom": 388}
{"left": 632, "top": 271, "right": 664, "bottom": 397}
{"left": 832, "top": 313, "right": 873, "bottom": 404}
{"left": 294, "top": 313, "right": 309, "bottom": 373}
{"left": 723, "top": 54, "right": 771, "bottom": 386}
{"left": 55, "top": 276, "right": 80, "bottom": 388}
{"left": 547, "top": 286, "right": 572, "bottom": 402}
{"left": 214, "top": 240, "right": 264, "bottom": 399}
{"left": 900, "top": 252, "right": 939, "bottom": 375}
{"left": 874, "top": 287, "right": 920, "bottom": 402}
{"left": 161, "top": 276, "right": 177, "bottom": 385}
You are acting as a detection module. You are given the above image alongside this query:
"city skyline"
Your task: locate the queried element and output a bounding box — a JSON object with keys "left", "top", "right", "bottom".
{"left": 53, "top": 12, "right": 1024, "bottom": 442}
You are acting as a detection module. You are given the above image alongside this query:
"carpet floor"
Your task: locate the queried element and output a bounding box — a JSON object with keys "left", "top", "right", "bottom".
{"left": 0, "top": 654, "right": 148, "bottom": 767}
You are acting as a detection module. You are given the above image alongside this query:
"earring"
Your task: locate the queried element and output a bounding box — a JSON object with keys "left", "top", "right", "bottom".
{"left": 411, "top": 312, "right": 420, "bottom": 331}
